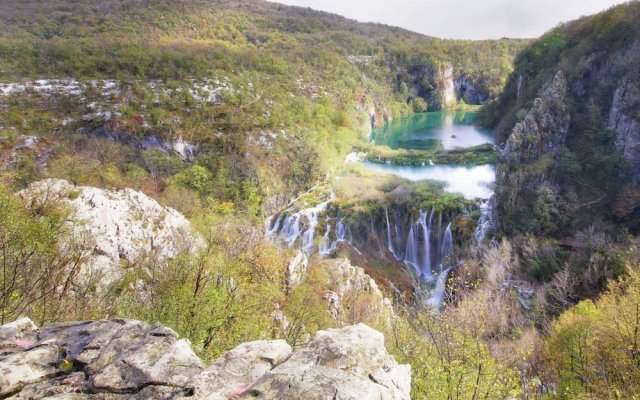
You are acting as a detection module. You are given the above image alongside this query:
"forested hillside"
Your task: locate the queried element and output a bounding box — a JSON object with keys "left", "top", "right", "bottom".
{"left": 0, "top": 0, "right": 524, "bottom": 215}
{"left": 482, "top": 1, "right": 640, "bottom": 237}
{"left": 474, "top": 4, "right": 640, "bottom": 396}
{"left": 3, "top": 0, "right": 640, "bottom": 399}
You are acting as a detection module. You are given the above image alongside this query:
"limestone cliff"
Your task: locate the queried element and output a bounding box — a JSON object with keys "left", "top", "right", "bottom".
{"left": 0, "top": 318, "right": 410, "bottom": 400}
{"left": 486, "top": 1, "right": 640, "bottom": 235}
{"left": 609, "top": 74, "right": 640, "bottom": 181}
{"left": 496, "top": 71, "right": 570, "bottom": 234}
{"left": 18, "top": 179, "right": 199, "bottom": 286}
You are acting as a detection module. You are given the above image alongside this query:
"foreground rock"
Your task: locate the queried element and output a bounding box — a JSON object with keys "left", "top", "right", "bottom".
{"left": 0, "top": 318, "right": 204, "bottom": 399}
{"left": 0, "top": 319, "right": 411, "bottom": 400}
{"left": 18, "top": 179, "right": 198, "bottom": 285}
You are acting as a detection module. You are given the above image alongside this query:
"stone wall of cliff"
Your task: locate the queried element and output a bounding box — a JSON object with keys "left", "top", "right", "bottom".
{"left": 496, "top": 72, "right": 570, "bottom": 233}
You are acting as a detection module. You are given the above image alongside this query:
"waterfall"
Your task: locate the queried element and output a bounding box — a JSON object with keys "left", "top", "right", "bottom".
{"left": 336, "top": 218, "right": 346, "bottom": 241}
{"left": 394, "top": 210, "right": 402, "bottom": 257}
{"left": 268, "top": 198, "right": 331, "bottom": 254}
{"left": 301, "top": 212, "right": 319, "bottom": 253}
{"left": 267, "top": 214, "right": 284, "bottom": 236}
{"left": 403, "top": 210, "right": 434, "bottom": 278}
{"left": 269, "top": 202, "right": 458, "bottom": 285}
{"left": 424, "top": 268, "right": 450, "bottom": 309}
{"left": 319, "top": 222, "right": 333, "bottom": 255}
{"left": 474, "top": 196, "right": 494, "bottom": 243}
{"left": 385, "top": 208, "right": 397, "bottom": 258}
{"left": 282, "top": 215, "right": 301, "bottom": 247}
{"left": 419, "top": 210, "right": 431, "bottom": 277}
{"left": 440, "top": 222, "right": 453, "bottom": 268}
{"left": 404, "top": 224, "right": 420, "bottom": 276}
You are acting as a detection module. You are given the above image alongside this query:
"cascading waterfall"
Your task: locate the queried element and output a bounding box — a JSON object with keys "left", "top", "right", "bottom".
{"left": 319, "top": 222, "right": 333, "bottom": 255}
{"left": 403, "top": 210, "right": 434, "bottom": 279}
{"left": 266, "top": 214, "right": 283, "bottom": 236}
{"left": 474, "top": 196, "right": 494, "bottom": 243}
{"left": 302, "top": 212, "right": 319, "bottom": 253}
{"left": 424, "top": 268, "right": 450, "bottom": 309}
{"left": 270, "top": 206, "right": 455, "bottom": 271}
{"left": 281, "top": 215, "right": 301, "bottom": 247}
{"left": 419, "top": 210, "right": 431, "bottom": 278}
{"left": 268, "top": 199, "right": 331, "bottom": 254}
{"left": 394, "top": 210, "right": 401, "bottom": 250}
{"left": 268, "top": 202, "right": 460, "bottom": 308}
{"left": 404, "top": 224, "right": 419, "bottom": 275}
{"left": 440, "top": 223, "right": 453, "bottom": 268}
{"left": 385, "top": 208, "right": 398, "bottom": 259}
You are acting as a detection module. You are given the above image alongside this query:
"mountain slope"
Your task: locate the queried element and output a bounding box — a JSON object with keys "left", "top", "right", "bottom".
{"left": 483, "top": 1, "right": 640, "bottom": 237}
{"left": 0, "top": 0, "right": 526, "bottom": 218}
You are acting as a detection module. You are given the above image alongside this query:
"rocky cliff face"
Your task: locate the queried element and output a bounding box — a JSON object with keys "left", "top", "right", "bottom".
{"left": 0, "top": 318, "right": 410, "bottom": 400}
{"left": 18, "top": 179, "right": 198, "bottom": 286}
{"left": 496, "top": 71, "right": 570, "bottom": 233}
{"left": 502, "top": 72, "right": 570, "bottom": 162}
{"left": 434, "top": 63, "right": 458, "bottom": 110}
{"left": 319, "top": 258, "right": 394, "bottom": 323}
{"left": 454, "top": 76, "right": 489, "bottom": 105}
{"left": 391, "top": 60, "right": 495, "bottom": 112}
{"left": 486, "top": 2, "right": 640, "bottom": 235}
{"left": 609, "top": 74, "right": 640, "bottom": 181}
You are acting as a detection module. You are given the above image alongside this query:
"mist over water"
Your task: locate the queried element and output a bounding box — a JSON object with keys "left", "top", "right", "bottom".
{"left": 362, "top": 162, "right": 495, "bottom": 200}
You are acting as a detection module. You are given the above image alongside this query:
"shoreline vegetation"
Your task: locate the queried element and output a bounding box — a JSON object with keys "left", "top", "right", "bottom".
{"left": 356, "top": 143, "right": 500, "bottom": 166}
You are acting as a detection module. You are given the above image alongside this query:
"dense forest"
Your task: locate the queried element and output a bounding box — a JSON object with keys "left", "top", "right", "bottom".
{"left": 1, "top": 0, "right": 640, "bottom": 399}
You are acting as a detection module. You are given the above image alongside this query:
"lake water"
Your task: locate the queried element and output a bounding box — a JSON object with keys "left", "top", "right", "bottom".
{"left": 362, "top": 161, "right": 495, "bottom": 199}
{"left": 363, "top": 111, "right": 496, "bottom": 199}
{"left": 371, "top": 111, "right": 495, "bottom": 150}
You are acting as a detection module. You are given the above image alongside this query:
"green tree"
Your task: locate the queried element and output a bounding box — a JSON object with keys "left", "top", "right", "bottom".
{"left": 545, "top": 266, "right": 640, "bottom": 399}
{"left": 412, "top": 97, "right": 428, "bottom": 113}
{"left": 0, "top": 184, "right": 90, "bottom": 325}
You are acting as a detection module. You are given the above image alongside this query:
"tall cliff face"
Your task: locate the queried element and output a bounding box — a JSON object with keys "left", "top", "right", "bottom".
{"left": 485, "top": 2, "right": 640, "bottom": 235}
{"left": 454, "top": 76, "right": 489, "bottom": 104}
{"left": 496, "top": 72, "right": 570, "bottom": 234}
{"left": 434, "top": 63, "right": 458, "bottom": 110}
{"left": 609, "top": 74, "right": 640, "bottom": 181}
{"left": 394, "top": 61, "right": 497, "bottom": 110}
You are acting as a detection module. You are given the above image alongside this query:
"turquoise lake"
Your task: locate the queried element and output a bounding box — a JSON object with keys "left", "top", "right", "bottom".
{"left": 371, "top": 111, "right": 495, "bottom": 150}
{"left": 363, "top": 111, "right": 496, "bottom": 199}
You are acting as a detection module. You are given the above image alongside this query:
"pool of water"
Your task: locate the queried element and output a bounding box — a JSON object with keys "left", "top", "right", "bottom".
{"left": 362, "top": 161, "right": 495, "bottom": 199}
{"left": 363, "top": 111, "right": 496, "bottom": 199}
{"left": 371, "top": 111, "right": 494, "bottom": 151}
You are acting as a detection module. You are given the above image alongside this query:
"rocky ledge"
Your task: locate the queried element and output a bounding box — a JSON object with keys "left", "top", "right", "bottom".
{"left": 0, "top": 318, "right": 410, "bottom": 400}
{"left": 17, "top": 179, "right": 199, "bottom": 286}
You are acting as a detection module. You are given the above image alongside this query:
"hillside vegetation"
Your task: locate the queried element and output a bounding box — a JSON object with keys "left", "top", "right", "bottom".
{"left": 482, "top": 1, "right": 640, "bottom": 236}
{"left": 3, "top": 1, "right": 640, "bottom": 399}
{"left": 0, "top": 0, "right": 524, "bottom": 218}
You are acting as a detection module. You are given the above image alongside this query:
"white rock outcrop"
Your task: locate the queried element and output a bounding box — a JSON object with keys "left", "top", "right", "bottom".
{"left": 18, "top": 179, "right": 198, "bottom": 285}
{"left": 321, "top": 258, "right": 394, "bottom": 323}
{"left": 226, "top": 323, "right": 410, "bottom": 400}
{"left": 0, "top": 318, "right": 205, "bottom": 399}
{"left": 286, "top": 250, "right": 309, "bottom": 292}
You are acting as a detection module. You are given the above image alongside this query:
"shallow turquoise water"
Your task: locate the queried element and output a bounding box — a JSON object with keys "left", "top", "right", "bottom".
{"left": 371, "top": 111, "right": 494, "bottom": 150}
{"left": 363, "top": 111, "right": 496, "bottom": 199}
